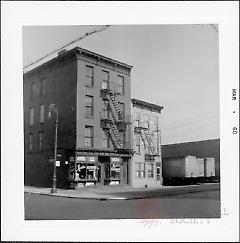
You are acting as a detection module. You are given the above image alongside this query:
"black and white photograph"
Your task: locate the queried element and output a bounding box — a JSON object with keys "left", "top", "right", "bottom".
{"left": 1, "top": 2, "right": 239, "bottom": 242}
{"left": 22, "top": 24, "right": 220, "bottom": 220}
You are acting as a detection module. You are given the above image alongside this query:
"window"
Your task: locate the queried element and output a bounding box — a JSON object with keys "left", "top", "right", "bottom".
{"left": 136, "top": 162, "right": 145, "bottom": 178}
{"left": 135, "top": 134, "right": 141, "bottom": 153}
{"left": 85, "top": 95, "right": 94, "bottom": 117}
{"left": 116, "top": 75, "right": 124, "bottom": 95}
{"left": 30, "top": 107, "right": 34, "bottom": 126}
{"left": 118, "top": 102, "right": 125, "bottom": 118}
{"left": 102, "top": 101, "right": 109, "bottom": 119}
{"left": 148, "top": 163, "right": 154, "bottom": 178}
{"left": 154, "top": 116, "right": 159, "bottom": 131}
{"left": 101, "top": 129, "right": 109, "bottom": 148}
{"left": 85, "top": 126, "right": 93, "bottom": 147}
{"left": 31, "top": 82, "right": 37, "bottom": 99}
{"left": 29, "top": 133, "right": 33, "bottom": 151}
{"left": 39, "top": 104, "right": 44, "bottom": 123}
{"left": 135, "top": 112, "right": 141, "bottom": 127}
{"left": 110, "top": 163, "right": 121, "bottom": 179}
{"left": 40, "top": 78, "right": 46, "bottom": 96}
{"left": 38, "top": 131, "right": 44, "bottom": 151}
{"left": 144, "top": 113, "right": 150, "bottom": 129}
{"left": 85, "top": 65, "right": 94, "bottom": 86}
{"left": 101, "top": 70, "right": 109, "bottom": 90}
{"left": 119, "top": 131, "right": 125, "bottom": 145}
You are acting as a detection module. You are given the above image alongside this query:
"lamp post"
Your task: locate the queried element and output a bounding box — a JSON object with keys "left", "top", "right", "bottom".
{"left": 48, "top": 104, "right": 58, "bottom": 194}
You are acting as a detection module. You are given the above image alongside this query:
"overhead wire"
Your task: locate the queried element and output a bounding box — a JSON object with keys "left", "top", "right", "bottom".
{"left": 23, "top": 25, "right": 111, "bottom": 71}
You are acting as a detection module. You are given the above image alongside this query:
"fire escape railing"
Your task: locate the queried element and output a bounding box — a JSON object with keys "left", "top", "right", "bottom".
{"left": 100, "top": 88, "right": 132, "bottom": 154}
{"left": 134, "top": 121, "right": 158, "bottom": 157}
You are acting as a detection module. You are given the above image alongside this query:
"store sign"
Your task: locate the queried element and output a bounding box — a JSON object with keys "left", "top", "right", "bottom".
{"left": 69, "top": 156, "right": 75, "bottom": 162}
{"left": 86, "top": 182, "right": 95, "bottom": 187}
{"left": 87, "top": 166, "right": 97, "bottom": 170}
{"left": 111, "top": 168, "right": 120, "bottom": 172}
{"left": 56, "top": 161, "right": 60, "bottom": 167}
{"left": 89, "top": 157, "right": 96, "bottom": 162}
{"left": 111, "top": 157, "right": 121, "bottom": 163}
{"left": 110, "top": 181, "right": 120, "bottom": 185}
{"left": 77, "top": 156, "right": 86, "bottom": 162}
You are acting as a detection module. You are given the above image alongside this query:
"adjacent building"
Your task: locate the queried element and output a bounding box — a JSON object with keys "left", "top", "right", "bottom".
{"left": 24, "top": 47, "right": 133, "bottom": 188}
{"left": 131, "top": 99, "right": 164, "bottom": 188}
{"left": 161, "top": 139, "right": 220, "bottom": 179}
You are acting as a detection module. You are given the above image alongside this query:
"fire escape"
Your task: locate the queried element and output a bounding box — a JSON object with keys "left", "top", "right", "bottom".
{"left": 100, "top": 88, "right": 132, "bottom": 155}
{"left": 134, "top": 121, "right": 159, "bottom": 160}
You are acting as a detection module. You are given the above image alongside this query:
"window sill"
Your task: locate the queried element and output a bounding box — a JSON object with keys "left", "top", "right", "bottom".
{"left": 85, "top": 115, "right": 94, "bottom": 119}
{"left": 85, "top": 84, "right": 94, "bottom": 88}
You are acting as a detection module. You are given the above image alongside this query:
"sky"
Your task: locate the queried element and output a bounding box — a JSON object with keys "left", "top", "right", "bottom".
{"left": 22, "top": 25, "right": 219, "bottom": 145}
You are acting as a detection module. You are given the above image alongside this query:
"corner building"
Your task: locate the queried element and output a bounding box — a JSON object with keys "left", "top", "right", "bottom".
{"left": 24, "top": 47, "right": 133, "bottom": 188}
{"left": 131, "top": 99, "right": 164, "bottom": 188}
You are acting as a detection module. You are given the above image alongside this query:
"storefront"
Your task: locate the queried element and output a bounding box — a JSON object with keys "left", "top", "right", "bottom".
{"left": 104, "top": 157, "right": 122, "bottom": 185}
{"left": 68, "top": 155, "right": 125, "bottom": 188}
{"left": 68, "top": 155, "right": 98, "bottom": 188}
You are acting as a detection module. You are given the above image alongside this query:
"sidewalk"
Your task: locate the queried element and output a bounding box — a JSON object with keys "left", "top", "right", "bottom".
{"left": 24, "top": 183, "right": 220, "bottom": 200}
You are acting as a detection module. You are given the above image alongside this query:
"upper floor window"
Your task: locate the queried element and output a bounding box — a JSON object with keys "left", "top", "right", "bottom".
{"left": 29, "top": 133, "right": 33, "bottom": 152}
{"left": 85, "top": 126, "right": 94, "bottom": 147}
{"left": 135, "top": 112, "right": 141, "bottom": 127}
{"left": 38, "top": 131, "right": 44, "bottom": 151}
{"left": 85, "top": 95, "right": 94, "bottom": 117}
{"left": 154, "top": 116, "right": 159, "bottom": 130}
{"left": 31, "top": 82, "right": 37, "bottom": 99}
{"left": 101, "top": 70, "right": 109, "bottom": 90}
{"left": 40, "top": 78, "right": 46, "bottom": 97}
{"left": 144, "top": 113, "right": 150, "bottom": 129}
{"left": 119, "top": 131, "right": 125, "bottom": 145}
{"left": 116, "top": 75, "right": 124, "bottom": 95}
{"left": 101, "top": 129, "right": 110, "bottom": 148}
{"left": 39, "top": 104, "right": 44, "bottom": 123}
{"left": 85, "top": 65, "right": 94, "bottom": 87}
{"left": 135, "top": 134, "right": 141, "bottom": 153}
{"left": 118, "top": 102, "right": 125, "bottom": 118}
{"left": 30, "top": 107, "right": 34, "bottom": 126}
{"left": 102, "top": 100, "right": 109, "bottom": 119}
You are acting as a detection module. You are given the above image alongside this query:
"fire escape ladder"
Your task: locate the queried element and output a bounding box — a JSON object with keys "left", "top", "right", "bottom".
{"left": 107, "top": 91, "right": 123, "bottom": 121}
{"left": 101, "top": 89, "right": 127, "bottom": 150}
{"left": 107, "top": 120, "right": 124, "bottom": 149}
{"left": 142, "top": 129, "right": 157, "bottom": 155}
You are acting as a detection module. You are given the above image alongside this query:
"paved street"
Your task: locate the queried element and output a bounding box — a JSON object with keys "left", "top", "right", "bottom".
{"left": 25, "top": 189, "right": 220, "bottom": 220}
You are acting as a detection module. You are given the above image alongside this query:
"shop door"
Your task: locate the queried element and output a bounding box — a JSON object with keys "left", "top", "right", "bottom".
{"left": 156, "top": 167, "right": 162, "bottom": 186}
{"left": 121, "top": 162, "right": 128, "bottom": 185}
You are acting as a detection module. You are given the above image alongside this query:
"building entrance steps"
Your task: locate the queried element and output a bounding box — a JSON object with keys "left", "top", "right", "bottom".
{"left": 24, "top": 183, "right": 220, "bottom": 200}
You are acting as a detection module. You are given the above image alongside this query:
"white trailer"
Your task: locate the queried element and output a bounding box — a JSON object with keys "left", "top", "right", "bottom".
{"left": 204, "top": 157, "right": 216, "bottom": 177}
{"left": 162, "top": 155, "right": 199, "bottom": 178}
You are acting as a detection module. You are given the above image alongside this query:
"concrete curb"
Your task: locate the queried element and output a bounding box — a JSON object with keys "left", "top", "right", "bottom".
{"left": 25, "top": 183, "right": 220, "bottom": 201}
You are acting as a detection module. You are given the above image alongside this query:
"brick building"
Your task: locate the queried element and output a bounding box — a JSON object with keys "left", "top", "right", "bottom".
{"left": 131, "top": 99, "right": 164, "bottom": 188}
{"left": 24, "top": 47, "right": 133, "bottom": 188}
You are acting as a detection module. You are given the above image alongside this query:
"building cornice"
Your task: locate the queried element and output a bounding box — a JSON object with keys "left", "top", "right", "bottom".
{"left": 132, "top": 98, "right": 164, "bottom": 113}
{"left": 23, "top": 47, "right": 133, "bottom": 78}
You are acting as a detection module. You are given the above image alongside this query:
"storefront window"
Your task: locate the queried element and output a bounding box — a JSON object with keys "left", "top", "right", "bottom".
{"left": 75, "top": 163, "right": 86, "bottom": 180}
{"left": 110, "top": 163, "right": 121, "bottom": 179}
{"left": 86, "top": 164, "right": 97, "bottom": 180}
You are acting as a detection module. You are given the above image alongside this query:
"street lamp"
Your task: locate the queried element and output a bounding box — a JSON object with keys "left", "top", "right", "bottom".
{"left": 48, "top": 104, "right": 58, "bottom": 194}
